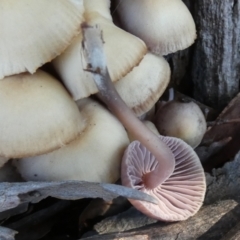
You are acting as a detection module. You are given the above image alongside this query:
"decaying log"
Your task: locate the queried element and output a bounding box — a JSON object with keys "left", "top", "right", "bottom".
{"left": 82, "top": 199, "right": 240, "bottom": 240}
{"left": 81, "top": 151, "right": 240, "bottom": 239}
{"left": 0, "top": 181, "right": 157, "bottom": 213}
{"left": 191, "top": 0, "right": 240, "bottom": 109}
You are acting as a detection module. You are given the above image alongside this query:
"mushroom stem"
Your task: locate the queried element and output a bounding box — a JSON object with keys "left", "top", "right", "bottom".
{"left": 82, "top": 25, "right": 175, "bottom": 189}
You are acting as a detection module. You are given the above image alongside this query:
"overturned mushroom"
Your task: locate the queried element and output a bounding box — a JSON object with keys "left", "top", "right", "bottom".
{"left": 82, "top": 25, "right": 206, "bottom": 220}
{"left": 0, "top": 0, "right": 84, "bottom": 79}
{"left": 122, "top": 137, "right": 206, "bottom": 221}
{"left": 113, "top": 0, "right": 196, "bottom": 55}
{"left": 14, "top": 98, "right": 129, "bottom": 183}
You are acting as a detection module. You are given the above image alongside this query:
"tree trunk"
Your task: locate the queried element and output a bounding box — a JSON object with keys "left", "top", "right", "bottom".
{"left": 171, "top": 0, "right": 240, "bottom": 110}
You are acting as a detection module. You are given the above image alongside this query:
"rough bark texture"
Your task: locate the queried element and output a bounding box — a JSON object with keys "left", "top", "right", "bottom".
{"left": 82, "top": 200, "right": 240, "bottom": 240}
{"left": 192, "top": 0, "right": 240, "bottom": 109}
{"left": 171, "top": 0, "right": 240, "bottom": 110}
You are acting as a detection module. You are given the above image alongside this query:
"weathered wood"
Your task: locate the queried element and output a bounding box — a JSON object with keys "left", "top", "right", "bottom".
{"left": 191, "top": 0, "right": 240, "bottom": 109}
{"left": 82, "top": 200, "right": 240, "bottom": 240}
{"left": 170, "top": 0, "right": 240, "bottom": 110}
{"left": 0, "top": 181, "right": 157, "bottom": 213}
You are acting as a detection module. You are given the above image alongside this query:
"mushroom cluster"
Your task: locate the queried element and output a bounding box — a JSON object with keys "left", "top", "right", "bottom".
{"left": 1, "top": 0, "right": 206, "bottom": 222}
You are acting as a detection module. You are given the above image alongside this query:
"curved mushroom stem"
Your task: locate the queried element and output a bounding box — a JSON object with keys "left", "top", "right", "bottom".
{"left": 82, "top": 25, "right": 175, "bottom": 189}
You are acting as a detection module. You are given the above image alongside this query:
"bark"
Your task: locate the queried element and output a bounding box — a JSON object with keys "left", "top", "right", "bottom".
{"left": 82, "top": 200, "right": 240, "bottom": 240}
{"left": 171, "top": 0, "right": 240, "bottom": 110}
{"left": 192, "top": 0, "right": 240, "bottom": 109}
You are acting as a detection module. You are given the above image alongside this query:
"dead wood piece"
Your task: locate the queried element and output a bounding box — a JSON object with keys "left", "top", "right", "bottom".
{"left": 200, "top": 92, "right": 240, "bottom": 169}
{"left": 205, "top": 150, "right": 240, "bottom": 204}
{"left": 93, "top": 207, "right": 157, "bottom": 235}
{"left": 191, "top": 0, "right": 240, "bottom": 109}
{"left": 0, "top": 226, "right": 17, "bottom": 240}
{"left": 220, "top": 222, "right": 240, "bottom": 240}
{"left": 0, "top": 181, "right": 157, "bottom": 213}
{"left": 81, "top": 200, "right": 239, "bottom": 240}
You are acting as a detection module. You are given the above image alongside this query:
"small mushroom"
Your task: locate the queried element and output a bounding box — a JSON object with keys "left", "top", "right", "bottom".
{"left": 122, "top": 136, "right": 206, "bottom": 221}
{"left": 115, "top": 53, "right": 170, "bottom": 117}
{"left": 0, "top": 0, "right": 84, "bottom": 79}
{"left": 0, "top": 70, "right": 85, "bottom": 158}
{"left": 82, "top": 25, "right": 206, "bottom": 221}
{"left": 14, "top": 98, "right": 129, "bottom": 183}
{"left": 113, "top": 0, "right": 196, "bottom": 55}
{"left": 155, "top": 100, "right": 207, "bottom": 148}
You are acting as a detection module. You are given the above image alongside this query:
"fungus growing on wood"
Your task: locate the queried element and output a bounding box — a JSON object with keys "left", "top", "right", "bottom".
{"left": 82, "top": 25, "right": 206, "bottom": 221}
{"left": 0, "top": 0, "right": 84, "bottom": 79}
{"left": 113, "top": 0, "right": 196, "bottom": 55}
{"left": 115, "top": 53, "right": 170, "bottom": 117}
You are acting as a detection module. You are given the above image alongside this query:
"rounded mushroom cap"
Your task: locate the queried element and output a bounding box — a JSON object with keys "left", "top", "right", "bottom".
{"left": 155, "top": 100, "right": 207, "bottom": 148}
{"left": 121, "top": 136, "right": 206, "bottom": 221}
{"left": 115, "top": 53, "right": 170, "bottom": 116}
{"left": 0, "top": 0, "right": 84, "bottom": 79}
{"left": 114, "top": 0, "right": 196, "bottom": 55}
{"left": 84, "top": 0, "right": 112, "bottom": 20}
{"left": 53, "top": 12, "right": 147, "bottom": 100}
{"left": 14, "top": 98, "right": 129, "bottom": 183}
{"left": 0, "top": 70, "right": 85, "bottom": 158}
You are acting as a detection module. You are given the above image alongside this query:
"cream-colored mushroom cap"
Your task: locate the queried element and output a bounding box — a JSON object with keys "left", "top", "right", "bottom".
{"left": 0, "top": 0, "right": 84, "bottom": 79}
{"left": 84, "top": 0, "right": 112, "bottom": 20}
{"left": 0, "top": 70, "right": 85, "bottom": 158}
{"left": 114, "top": 0, "right": 196, "bottom": 55}
{"left": 128, "top": 120, "right": 160, "bottom": 142}
{"left": 115, "top": 53, "right": 170, "bottom": 116}
{"left": 53, "top": 12, "right": 147, "bottom": 100}
{"left": 155, "top": 101, "right": 207, "bottom": 148}
{"left": 14, "top": 98, "right": 129, "bottom": 183}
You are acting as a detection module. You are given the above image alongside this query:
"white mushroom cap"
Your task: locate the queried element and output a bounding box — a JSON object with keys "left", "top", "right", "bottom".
{"left": 155, "top": 100, "right": 207, "bottom": 148}
{"left": 14, "top": 98, "right": 129, "bottom": 183}
{"left": 115, "top": 53, "right": 170, "bottom": 116}
{"left": 0, "top": 70, "right": 85, "bottom": 158}
{"left": 114, "top": 0, "right": 196, "bottom": 55}
{"left": 0, "top": 0, "right": 84, "bottom": 79}
{"left": 84, "top": 0, "right": 112, "bottom": 20}
{"left": 53, "top": 12, "right": 147, "bottom": 100}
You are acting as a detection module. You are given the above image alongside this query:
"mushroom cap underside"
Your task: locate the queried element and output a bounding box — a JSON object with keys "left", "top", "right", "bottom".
{"left": 121, "top": 135, "right": 206, "bottom": 221}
